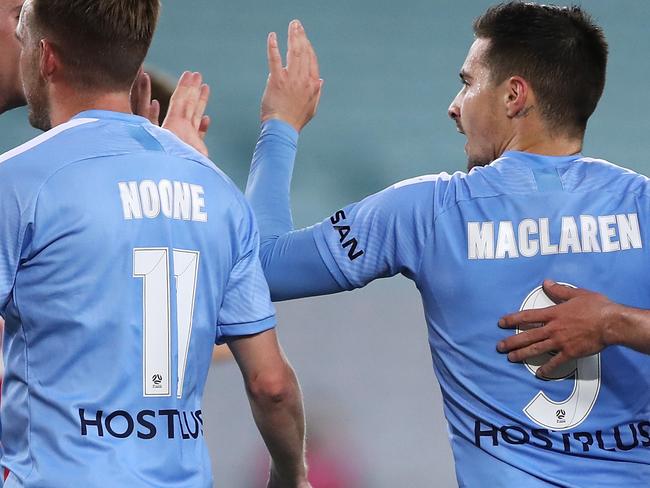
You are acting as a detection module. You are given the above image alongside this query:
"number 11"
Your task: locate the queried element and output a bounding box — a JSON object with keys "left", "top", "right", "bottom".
{"left": 133, "top": 248, "right": 200, "bottom": 399}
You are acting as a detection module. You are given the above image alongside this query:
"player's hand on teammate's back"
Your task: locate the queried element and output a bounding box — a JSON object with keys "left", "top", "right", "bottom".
{"left": 261, "top": 19, "right": 323, "bottom": 132}
{"left": 497, "top": 280, "right": 613, "bottom": 378}
{"left": 162, "top": 71, "right": 211, "bottom": 156}
{"left": 131, "top": 70, "right": 211, "bottom": 156}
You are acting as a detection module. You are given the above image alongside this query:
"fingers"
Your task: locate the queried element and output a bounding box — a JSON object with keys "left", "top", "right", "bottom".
{"left": 543, "top": 280, "right": 590, "bottom": 303}
{"left": 306, "top": 32, "right": 320, "bottom": 81}
{"left": 168, "top": 71, "right": 204, "bottom": 124}
{"left": 131, "top": 71, "right": 153, "bottom": 119}
{"left": 497, "top": 326, "right": 549, "bottom": 353}
{"left": 505, "top": 339, "right": 555, "bottom": 363}
{"left": 149, "top": 99, "right": 161, "bottom": 125}
{"left": 498, "top": 306, "right": 553, "bottom": 329}
{"left": 313, "top": 78, "right": 324, "bottom": 113}
{"left": 267, "top": 32, "right": 283, "bottom": 78}
{"left": 537, "top": 352, "right": 569, "bottom": 379}
{"left": 199, "top": 115, "right": 211, "bottom": 140}
{"left": 193, "top": 83, "right": 210, "bottom": 128}
{"left": 287, "top": 19, "right": 308, "bottom": 77}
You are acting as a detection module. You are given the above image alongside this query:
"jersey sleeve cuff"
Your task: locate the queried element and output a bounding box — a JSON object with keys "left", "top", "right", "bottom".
{"left": 312, "top": 224, "right": 355, "bottom": 290}
{"left": 216, "top": 315, "right": 276, "bottom": 344}
{"left": 260, "top": 119, "right": 299, "bottom": 146}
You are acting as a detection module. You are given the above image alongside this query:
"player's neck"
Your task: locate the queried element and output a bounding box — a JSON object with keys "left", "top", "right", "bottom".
{"left": 48, "top": 87, "right": 132, "bottom": 128}
{"left": 505, "top": 128, "right": 583, "bottom": 157}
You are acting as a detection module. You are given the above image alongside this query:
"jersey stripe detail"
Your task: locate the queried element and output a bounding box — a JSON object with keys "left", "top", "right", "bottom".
{"left": 0, "top": 118, "right": 99, "bottom": 165}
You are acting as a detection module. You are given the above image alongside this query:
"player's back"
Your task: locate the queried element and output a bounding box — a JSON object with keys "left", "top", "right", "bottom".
{"left": 0, "top": 111, "right": 273, "bottom": 487}
{"left": 418, "top": 152, "right": 650, "bottom": 487}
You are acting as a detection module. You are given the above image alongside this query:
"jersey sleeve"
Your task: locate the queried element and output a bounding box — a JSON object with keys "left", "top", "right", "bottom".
{"left": 215, "top": 195, "right": 276, "bottom": 344}
{"left": 312, "top": 176, "right": 437, "bottom": 289}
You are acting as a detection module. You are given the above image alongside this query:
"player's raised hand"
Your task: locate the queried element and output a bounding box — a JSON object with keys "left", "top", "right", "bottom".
{"left": 497, "top": 280, "right": 614, "bottom": 378}
{"left": 131, "top": 70, "right": 161, "bottom": 125}
{"left": 261, "top": 19, "right": 323, "bottom": 132}
{"left": 162, "top": 71, "right": 211, "bottom": 157}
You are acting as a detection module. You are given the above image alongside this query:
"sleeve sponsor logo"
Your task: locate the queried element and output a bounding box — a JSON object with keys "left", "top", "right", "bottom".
{"left": 329, "top": 210, "right": 364, "bottom": 261}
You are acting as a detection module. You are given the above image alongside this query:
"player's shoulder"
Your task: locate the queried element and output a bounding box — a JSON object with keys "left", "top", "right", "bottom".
{"left": 387, "top": 170, "right": 475, "bottom": 219}
{"left": 0, "top": 116, "right": 103, "bottom": 189}
{"left": 563, "top": 157, "right": 650, "bottom": 196}
{"left": 141, "top": 124, "right": 238, "bottom": 190}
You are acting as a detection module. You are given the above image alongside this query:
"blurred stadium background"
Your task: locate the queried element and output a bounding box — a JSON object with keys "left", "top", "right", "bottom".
{"left": 1, "top": 0, "right": 649, "bottom": 486}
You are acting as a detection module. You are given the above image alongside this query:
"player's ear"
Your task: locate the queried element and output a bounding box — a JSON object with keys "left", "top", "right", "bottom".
{"left": 39, "top": 39, "right": 58, "bottom": 82}
{"left": 504, "top": 76, "right": 529, "bottom": 118}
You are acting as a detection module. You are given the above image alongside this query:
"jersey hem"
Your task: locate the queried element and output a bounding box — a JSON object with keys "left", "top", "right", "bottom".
{"left": 215, "top": 315, "right": 276, "bottom": 344}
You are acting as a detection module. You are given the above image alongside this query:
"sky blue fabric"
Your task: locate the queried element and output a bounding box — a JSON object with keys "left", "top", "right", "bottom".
{"left": 0, "top": 111, "right": 275, "bottom": 487}
{"left": 248, "top": 119, "right": 650, "bottom": 487}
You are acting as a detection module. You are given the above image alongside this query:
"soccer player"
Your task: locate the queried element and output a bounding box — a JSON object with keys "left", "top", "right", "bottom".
{"left": 0, "top": 1, "right": 309, "bottom": 487}
{"left": 247, "top": 5, "right": 650, "bottom": 487}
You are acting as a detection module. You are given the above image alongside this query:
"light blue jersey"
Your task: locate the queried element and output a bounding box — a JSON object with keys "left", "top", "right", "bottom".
{"left": 0, "top": 111, "right": 275, "bottom": 487}
{"left": 248, "top": 120, "right": 650, "bottom": 487}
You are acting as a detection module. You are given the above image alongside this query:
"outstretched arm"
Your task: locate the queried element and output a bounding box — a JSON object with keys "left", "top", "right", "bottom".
{"left": 247, "top": 20, "right": 436, "bottom": 301}
{"left": 229, "top": 329, "right": 310, "bottom": 488}
{"left": 247, "top": 20, "right": 344, "bottom": 301}
{"left": 498, "top": 280, "right": 650, "bottom": 378}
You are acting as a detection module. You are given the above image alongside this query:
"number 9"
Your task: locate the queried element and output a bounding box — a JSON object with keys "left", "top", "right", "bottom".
{"left": 517, "top": 284, "right": 601, "bottom": 431}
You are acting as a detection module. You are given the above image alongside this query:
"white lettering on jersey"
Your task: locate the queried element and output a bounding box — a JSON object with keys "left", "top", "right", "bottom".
{"left": 468, "top": 222, "right": 495, "bottom": 259}
{"left": 119, "top": 180, "right": 208, "bottom": 222}
{"left": 468, "top": 214, "right": 642, "bottom": 259}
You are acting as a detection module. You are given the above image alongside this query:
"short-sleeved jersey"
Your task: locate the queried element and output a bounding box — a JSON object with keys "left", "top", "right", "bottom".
{"left": 0, "top": 111, "right": 275, "bottom": 487}
{"left": 313, "top": 152, "right": 650, "bottom": 487}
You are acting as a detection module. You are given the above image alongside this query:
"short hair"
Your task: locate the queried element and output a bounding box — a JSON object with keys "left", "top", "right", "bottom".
{"left": 32, "top": 0, "right": 160, "bottom": 91}
{"left": 473, "top": 1, "right": 608, "bottom": 137}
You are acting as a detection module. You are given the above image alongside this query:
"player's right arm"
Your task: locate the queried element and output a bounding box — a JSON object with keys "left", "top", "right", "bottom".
{"left": 228, "top": 330, "right": 309, "bottom": 488}
{"left": 214, "top": 188, "right": 309, "bottom": 486}
{"left": 497, "top": 280, "right": 650, "bottom": 377}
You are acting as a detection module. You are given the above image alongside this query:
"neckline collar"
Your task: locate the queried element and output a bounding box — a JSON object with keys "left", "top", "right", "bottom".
{"left": 72, "top": 110, "right": 150, "bottom": 124}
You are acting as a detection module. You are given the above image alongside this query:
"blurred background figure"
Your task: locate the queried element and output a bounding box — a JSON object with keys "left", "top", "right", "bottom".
{"left": 146, "top": 66, "right": 175, "bottom": 124}
{"left": 1, "top": 1, "right": 649, "bottom": 486}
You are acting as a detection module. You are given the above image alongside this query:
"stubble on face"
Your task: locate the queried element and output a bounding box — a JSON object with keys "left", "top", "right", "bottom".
{"left": 18, "top": 0, "right": 51, "bottom": 130}
{"left": 450, "top": 39, "right": 505, "bottom": 172}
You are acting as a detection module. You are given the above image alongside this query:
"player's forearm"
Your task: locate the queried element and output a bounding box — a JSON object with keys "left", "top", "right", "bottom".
{"left": 604, "top": 303, "right": 650, "bottom": 355}
{"left": 246, "top": 363, "right": 308, "bottom": 484}
{"left": 246, "top": 119, "right": 298, "bottom": 239}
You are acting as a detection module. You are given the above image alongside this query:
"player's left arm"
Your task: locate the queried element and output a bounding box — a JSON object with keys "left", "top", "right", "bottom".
{"left": 247, "top": 21, "right": 434, "bottom": 300}
{"left": 497, "top": 280, "right": 650, "bottom": 378}
{"left": 217, "top": 191, "right": 309, "bottom": 487}
{"left": 228, "top": 329, "right": 309, "bottom": 488}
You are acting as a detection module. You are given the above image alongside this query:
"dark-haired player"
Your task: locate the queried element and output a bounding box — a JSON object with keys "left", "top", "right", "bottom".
{"left": 0, "top": 1, "right": 309, "bottom": 486}
{"left": 248, "top": 4, "right": 650, "bottom": 486}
